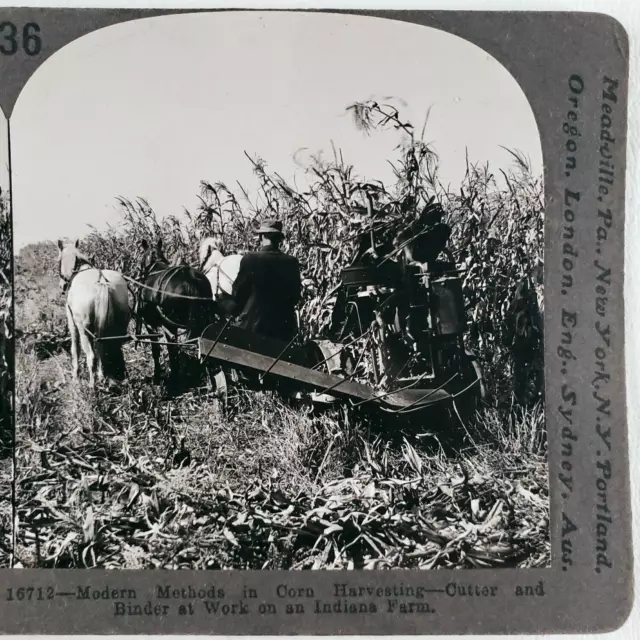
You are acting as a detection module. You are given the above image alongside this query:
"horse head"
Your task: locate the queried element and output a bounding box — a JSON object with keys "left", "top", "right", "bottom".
{"left": 57, "top": 239, "right": 92, "bottom": 294}
{"left": 138, "top": 238, "right": 169, "bottom": 280}
{"left": 199, "top": 235, "right": 225, "bottom": 273}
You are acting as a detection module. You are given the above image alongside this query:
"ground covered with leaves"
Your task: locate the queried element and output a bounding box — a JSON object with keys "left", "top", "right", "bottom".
{"left": 0, "top": 456, "right": 10, "bottom": 567}
{"left": 15, "top": 337, "right": 548, "bottom": 569}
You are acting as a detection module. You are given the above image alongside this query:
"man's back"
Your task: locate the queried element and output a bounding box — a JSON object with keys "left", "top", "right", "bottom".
{"left": 232, "top": 247, "right": 302, "bottom": 341}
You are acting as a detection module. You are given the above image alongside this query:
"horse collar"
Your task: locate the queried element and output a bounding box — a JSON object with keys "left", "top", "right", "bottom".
{"left": 62, "top": 260, "right": 93, "bottom": 293}
{"left": 146, "top": 261, "right": 170, "bottom": 276}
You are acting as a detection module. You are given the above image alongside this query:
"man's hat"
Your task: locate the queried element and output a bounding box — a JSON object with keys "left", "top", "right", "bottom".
{"left": 256, "top": 219, "right": 284, "bottom": 235}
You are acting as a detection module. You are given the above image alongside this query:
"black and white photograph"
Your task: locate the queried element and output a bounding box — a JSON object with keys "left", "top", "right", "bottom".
{"left": 0, "top": 4, "right": 635, "bottom": 635}
{"left": 8, "top": 11, "right": 549, "bottom": 572}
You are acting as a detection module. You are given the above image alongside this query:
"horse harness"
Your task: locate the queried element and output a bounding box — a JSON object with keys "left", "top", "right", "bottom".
{"left": 140, "top": 262, "right": 184, "bottom": 304}
{"left": 136, "top": 262, "right": 204, "bottom": 333}
{"left": 201, "top": 255, "right": 227, "bottom": 298}
{"left": 60, "top": 257, "right": 107, "bottom": 294}
{"left": 61, "top": 259, "right": 113, "bottom": 343}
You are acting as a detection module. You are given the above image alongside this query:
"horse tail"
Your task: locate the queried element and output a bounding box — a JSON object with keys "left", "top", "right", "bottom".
{"left": 94, "top": 281, "right": 127, "bottom": 381}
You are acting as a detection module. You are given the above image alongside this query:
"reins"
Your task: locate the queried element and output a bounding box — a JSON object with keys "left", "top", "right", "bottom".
{"left": 66, "top": 302, "right": 199, "bottom": 348}
{"left": 123, "top": 272, "right": 216, "bottom": 303}
{"left": 64, "top": 255, "right": 215, "bottom": 301}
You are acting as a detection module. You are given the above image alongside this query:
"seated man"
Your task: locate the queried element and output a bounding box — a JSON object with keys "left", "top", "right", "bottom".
{"left": 394, "top": 222, "right": 452, "bottom": 270}
{"left": 232, "top": 219, "right": 302, "bottom": 343}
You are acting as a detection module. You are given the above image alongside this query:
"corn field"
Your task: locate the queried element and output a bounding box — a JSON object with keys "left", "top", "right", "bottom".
{"left": 12, "top": 99, "right": 548, "bottom": 569}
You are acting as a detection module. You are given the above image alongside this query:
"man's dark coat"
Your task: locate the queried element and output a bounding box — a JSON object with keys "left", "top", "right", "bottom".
{"left": 231, "top": 246, "right": 302, "bottom": 341}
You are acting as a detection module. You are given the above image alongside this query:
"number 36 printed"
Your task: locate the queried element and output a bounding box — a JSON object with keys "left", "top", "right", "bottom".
{"left": 0, "top": 22, "right": 42, "bottom": 56}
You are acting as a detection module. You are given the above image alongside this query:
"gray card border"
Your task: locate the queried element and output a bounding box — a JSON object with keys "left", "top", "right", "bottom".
{"left": 0, "top": 7, "right": 633, "bottom": 635}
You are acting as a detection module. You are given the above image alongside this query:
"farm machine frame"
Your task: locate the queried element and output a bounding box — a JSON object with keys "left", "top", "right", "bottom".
{"left": 198, "top": 249, "right": 487, "bottom": 424}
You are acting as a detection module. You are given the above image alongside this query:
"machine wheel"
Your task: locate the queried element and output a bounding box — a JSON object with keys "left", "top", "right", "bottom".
{"left": 304, "top": 340, "right": 344, "bottom": 408}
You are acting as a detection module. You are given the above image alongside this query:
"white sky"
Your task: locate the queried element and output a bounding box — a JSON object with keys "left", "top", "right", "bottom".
{"left": 9, "top": 11, "right": 542, "bottom": 250}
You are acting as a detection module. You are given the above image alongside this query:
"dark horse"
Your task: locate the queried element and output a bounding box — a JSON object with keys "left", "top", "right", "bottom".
{"left": 135, "top": 238, "right": 215, "bottom": 390}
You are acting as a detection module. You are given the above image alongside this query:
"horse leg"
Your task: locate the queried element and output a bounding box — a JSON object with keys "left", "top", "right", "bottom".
{"left": 66, "top": 305, "right": 80, "bottom": 381}
{"left": 78, "top": 328, "right": 96, "bottom": 388}
{"left": 164, "top": 329, "right": 180, "bottom": 392}
{"left": 148, "top": 330, "right": 163, "bottom": 383}
{"left": 96, "top": 342, "right": 105, "bottom": 383}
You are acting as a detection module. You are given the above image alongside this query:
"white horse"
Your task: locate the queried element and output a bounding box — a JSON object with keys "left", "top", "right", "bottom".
{"left": 58, "top": 240, "right": 131, "bottom": 388}
{"left": 198, "top": 236, "right": 243, "bottom": 299}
